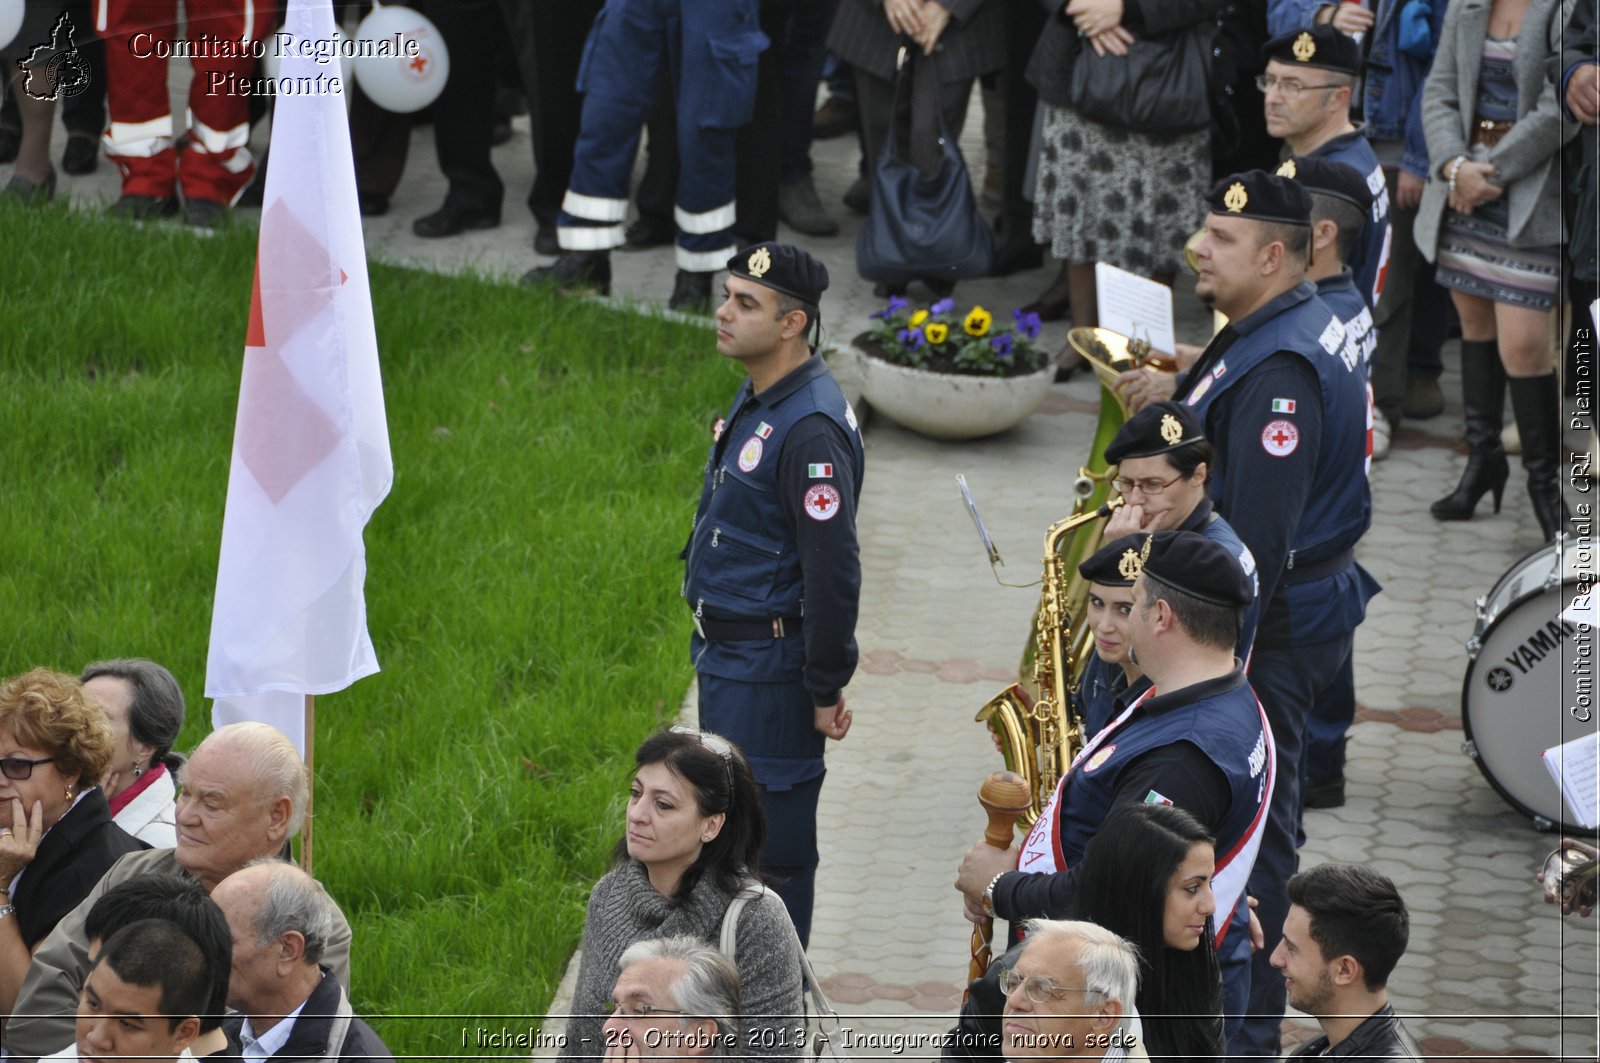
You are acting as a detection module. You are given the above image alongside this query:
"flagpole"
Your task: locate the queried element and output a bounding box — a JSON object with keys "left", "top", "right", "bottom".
{"left": 302, "top": 693, "right": 315, "bottom": 875}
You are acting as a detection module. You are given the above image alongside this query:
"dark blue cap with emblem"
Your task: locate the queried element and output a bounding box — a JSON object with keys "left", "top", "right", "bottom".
{"left": 727, "top": 242, "right": 830, "bottom": 306}
{"left": 1206, "top": 170, "right": 1313, "bottom": 226}
{"left": 1079, "top": 533, "right": 1151, "bottom": 587}
{"left": 1140, "top": 530, "right": 1252, "bottom": 607}
{"left": 1261, "top": 25, "right": 1362, "bottom": 75}
{"left": 1105, "top": 401, "right": 1207, "bottom": 464}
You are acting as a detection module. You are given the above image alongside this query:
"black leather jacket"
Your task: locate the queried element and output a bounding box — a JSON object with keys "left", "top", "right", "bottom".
{"left": 1289, "top": 1004, "right": 1425, "bottom": 1063}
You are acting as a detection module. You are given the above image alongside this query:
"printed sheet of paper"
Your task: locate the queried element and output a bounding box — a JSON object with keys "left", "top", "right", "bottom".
{"left": 1543, "top": 732, "right": 1600, "bottom": 829}
{"left": 1095, "top": 262, "right": 1176, "bottom": 356}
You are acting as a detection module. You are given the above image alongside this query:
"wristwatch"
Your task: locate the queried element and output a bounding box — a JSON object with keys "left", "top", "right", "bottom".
{"left": 981, "top": 872, "right": 1006, "bottom": 918}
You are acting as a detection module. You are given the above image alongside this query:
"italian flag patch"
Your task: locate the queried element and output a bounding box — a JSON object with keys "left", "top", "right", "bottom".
{"left": 807, "top": 463, "right": 833, "bottom": 478}
{"left": 1272, "top": 398, "right": 1296, "bottom": 414}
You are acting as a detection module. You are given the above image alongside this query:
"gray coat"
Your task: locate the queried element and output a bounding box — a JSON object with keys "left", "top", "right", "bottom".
{"left": 1416, "top": 0, "right": 1578, "bottom": 259}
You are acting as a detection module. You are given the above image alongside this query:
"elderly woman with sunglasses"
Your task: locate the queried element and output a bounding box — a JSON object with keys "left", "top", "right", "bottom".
{"left": 561, "top": 727, "right": 804, "bottom": 1063}
{"left": 0, "top": 669, "right": 146, "bottom": 1013}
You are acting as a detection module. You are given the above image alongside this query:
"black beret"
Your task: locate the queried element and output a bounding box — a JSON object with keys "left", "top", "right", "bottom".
{"left": 1138, "top": 531, "right": 1252, "bottom": 608}
{"left": 1079, "top": 534, "right": 1150, "bottom": 587}
{"left": 1276, "top": 155, "right": 1373, "bottom": 214}
{"left": 1104, "top": 401, "right": 1207, "bottom": 464}
{"left": 1206, "top": 170, "right": 1312, "bottom": 226}
{"left": 726, "top": 242, "right": 829, "bottom": 305}
{"left": 1261, "top": 25, "right": 1362, "bottom": 75}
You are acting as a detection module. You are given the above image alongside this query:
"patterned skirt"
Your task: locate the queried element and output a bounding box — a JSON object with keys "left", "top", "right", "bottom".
{"left": 1031, "top": 103, "right": 1210, "bottom": 276}
{"left": 1436, "top": 149, "right": 1562, "bottom": 311}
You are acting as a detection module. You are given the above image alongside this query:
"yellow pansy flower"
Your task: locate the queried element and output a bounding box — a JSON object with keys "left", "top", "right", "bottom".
{"left": 964, "top": 306, "right": 992, "bottom": 336}
{"left": 925, "top": 322, "right": 949, "bottom": 344}
{"left": 909, "top": 309, "right": 929, "bottom": 327}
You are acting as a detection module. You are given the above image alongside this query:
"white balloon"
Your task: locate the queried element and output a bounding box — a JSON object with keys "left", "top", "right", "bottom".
{"left": 261, "top": 25, "right": 355, "bottom": 92}
{"left": 0, "top": 0, "right": 25, "bottom": 55}
{"left": 351, "top": 5, "right": 449, "bottom": 115}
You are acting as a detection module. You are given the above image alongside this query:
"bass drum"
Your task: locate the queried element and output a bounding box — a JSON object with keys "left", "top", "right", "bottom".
{"left": 1462, "top": 539, "right": 1596, "bottom": 833}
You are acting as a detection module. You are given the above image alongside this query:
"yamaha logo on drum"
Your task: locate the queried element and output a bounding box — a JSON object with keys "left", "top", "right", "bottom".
{"left": 1498, "top": 617, "right": 1580, "bottom": 681}
{"left": 1485, "top": 667, "right": 1513, "bottom": 693}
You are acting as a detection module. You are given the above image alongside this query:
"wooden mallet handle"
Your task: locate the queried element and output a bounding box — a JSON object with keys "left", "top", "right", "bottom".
{"left": 968, "top": 771, "right": 1032, "bottom": 987}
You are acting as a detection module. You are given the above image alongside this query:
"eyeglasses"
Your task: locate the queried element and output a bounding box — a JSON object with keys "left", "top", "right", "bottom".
{"left": 1112, "top": 473, "right": 1184, "bottom": 496}
{"left": 1255, "top": 74, "right": 1345, "bottom": 99}
{"left": 668, "top": 726, "right": 735, "bottom": 790}
{"left": 0, "top": 756, "right": 55, "bottom": 781}
{"left": 604, "top": 1000, "right": 691, "bottom": 1020}
{"left": 998, "top": 970, "right": 1089, "bottom": 1004}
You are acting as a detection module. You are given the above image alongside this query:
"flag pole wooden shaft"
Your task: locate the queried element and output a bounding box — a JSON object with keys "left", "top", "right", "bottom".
{"left": 302, "top": 694, "right": 315, "bottom": 875}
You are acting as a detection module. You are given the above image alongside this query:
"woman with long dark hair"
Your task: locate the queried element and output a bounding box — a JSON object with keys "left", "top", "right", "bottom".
{"left": 1067, "top": 803, "right": 1225, "bottom": 1063}
{"left": 560, "top": 727, "right": 803, "bottom": 1063}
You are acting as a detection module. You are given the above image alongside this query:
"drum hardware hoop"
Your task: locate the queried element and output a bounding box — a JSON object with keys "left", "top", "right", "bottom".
{"left": 1465, "top": 636, "right": 1483, "bottom": 659}
{"left": 1461, "top": 739, "right": 1478, "bottom": 759}
{"left": 1532, "top": 815, "right": 1555, "bottom": 832}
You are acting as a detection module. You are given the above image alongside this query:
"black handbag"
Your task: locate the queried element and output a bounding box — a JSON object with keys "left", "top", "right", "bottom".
{"left": 1067, "top": 28, "right": 1214, "bottom": 136}
{"left": 856, "top": 48, "right": 993, "bottom": 286}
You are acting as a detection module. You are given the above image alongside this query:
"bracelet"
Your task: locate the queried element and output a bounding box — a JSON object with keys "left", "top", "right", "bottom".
{"left": 1446, "top": 155, "right": 1467, "bottom": 197}
{"left": 0, "top": 904, "right": 14, "bottom": 920}
{"left": 981, "top": 871, "right": 1007, "bottom": 918}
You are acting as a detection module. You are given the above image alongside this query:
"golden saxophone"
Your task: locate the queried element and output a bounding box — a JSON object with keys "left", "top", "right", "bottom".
{"left": 974, "top": 328, "right": 1150, "bottom": 826}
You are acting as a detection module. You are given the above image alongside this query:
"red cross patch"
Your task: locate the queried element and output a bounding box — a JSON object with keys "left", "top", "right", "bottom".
{"left": 1261, "top": 419, "right": 1299, "bottom": 457}
{"left": 804, "top": 484, "right": 842, "bottom": 521}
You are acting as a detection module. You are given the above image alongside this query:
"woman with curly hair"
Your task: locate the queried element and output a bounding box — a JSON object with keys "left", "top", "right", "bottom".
{"left": 0, "top": 668, "right": 146, "bottom": 1013}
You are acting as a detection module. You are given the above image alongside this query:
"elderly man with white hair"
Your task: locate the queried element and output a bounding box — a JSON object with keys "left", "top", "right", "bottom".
{"left": 1000, "top": 920, "right": 1144, "bottom": 1063}
{"left": 4, "top": 723, "right": 353, "bottom": 1063}
{"left": 602, "top": 936, "right": 742, "bottom": 1060}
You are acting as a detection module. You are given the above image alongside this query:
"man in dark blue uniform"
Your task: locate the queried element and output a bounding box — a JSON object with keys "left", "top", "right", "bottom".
{"left": 1119, "top": 171, "right": 1373, "bottom": 1058}
{"left": 956, "top": 532, "right": 1274, "bottom": 1043}
{"left": 1278, "top": 155, "right": 1385, "bottom": 811}
{"left": 525, "top": 0, "right": 770, "bottom": 311}
{"left": 682, "top": 241, "right": 864, "bottom": 946}
{"left": 1260, "top": 26, "right": 1392, "bottom": 308}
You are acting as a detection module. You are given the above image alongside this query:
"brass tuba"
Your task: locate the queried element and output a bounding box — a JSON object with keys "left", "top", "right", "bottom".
{"left": 975, "top": 329, "right": 1151, "bottom": 826}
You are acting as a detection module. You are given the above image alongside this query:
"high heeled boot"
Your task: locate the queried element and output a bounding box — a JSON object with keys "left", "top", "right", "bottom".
{"left": 1509, "top": 372, "right": 1571, "bottom": 541}
{"left": 1432, "top": 340, "right": 1510, "bottom": 520}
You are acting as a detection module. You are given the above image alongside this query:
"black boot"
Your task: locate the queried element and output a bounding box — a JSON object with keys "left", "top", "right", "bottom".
{"left": 522, "top": 251, "right": 612, "bottom": 296}
{"left": 1509, "top": 372, "right": 1571, "bottom": 541}
{"left": 667, "top": 270, "right": 713, "bottom": 314}
{"left": 1432, "top": 340, "right": 1510, "bottom": 520}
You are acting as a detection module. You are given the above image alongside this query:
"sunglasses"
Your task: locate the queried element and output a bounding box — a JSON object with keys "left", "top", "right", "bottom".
{"left": 668, "top": 726, "right": 735, "bottom": 790}
{"left": 0, "top": 756, "right": 55, "bottom": 781}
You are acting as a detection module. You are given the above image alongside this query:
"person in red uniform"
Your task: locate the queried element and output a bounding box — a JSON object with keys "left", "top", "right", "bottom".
{"left": 99, "top": 0, "right": 274, "bottom": 226}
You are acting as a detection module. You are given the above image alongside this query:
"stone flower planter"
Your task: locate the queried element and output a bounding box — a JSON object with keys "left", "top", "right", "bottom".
{"left": 852, "top": 340, "right": 1056, "bottom": 441}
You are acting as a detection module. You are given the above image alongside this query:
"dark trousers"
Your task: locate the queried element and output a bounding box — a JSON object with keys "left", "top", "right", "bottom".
{"left": 524, "top": 0, "right": 605, "bottom": 228}
{"left": 1371, "top": 166, "right": 1451, "bottom": 425}
{"left": 697, "top": 672, "right": 825, "bottom": 949}
{"left": 853, "top": 60, "right": 974, "bottom": 179}
{"left": 776, "top": 0, "right": 838, "bottom": 183}
{"left": 1235, "top": 632, "right": 1354, "bottom": 1059}
{"left": 996, "top": 0, "right": 1046, "bottom": 245}
{"left": 1302, "top": 647, "right": 1355, "bottom": 787}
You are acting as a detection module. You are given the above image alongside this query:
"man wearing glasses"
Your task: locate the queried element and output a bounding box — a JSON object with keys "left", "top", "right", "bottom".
{"left": 602, "top": 937, "right": 742, "bottom": 1061}
{"left": 1259, "top": 26, "right": 1393, "bottom": 309}
{"left": 999, "top": 920, "right": 1140, "bottom": 1062}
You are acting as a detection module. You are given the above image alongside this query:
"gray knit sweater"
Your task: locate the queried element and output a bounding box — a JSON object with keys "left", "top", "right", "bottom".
{"left": 559, "top": 860, "right": 804, "bottom": 1063}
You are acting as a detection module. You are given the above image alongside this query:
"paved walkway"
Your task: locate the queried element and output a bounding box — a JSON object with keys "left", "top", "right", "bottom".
{"left": 12, "top": 63, "right": 1597, "bottom": 1061}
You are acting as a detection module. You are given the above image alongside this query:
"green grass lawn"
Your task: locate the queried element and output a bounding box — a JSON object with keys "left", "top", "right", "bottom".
{"left": 0, "top": 201, "right": 740, "bottom": 1053}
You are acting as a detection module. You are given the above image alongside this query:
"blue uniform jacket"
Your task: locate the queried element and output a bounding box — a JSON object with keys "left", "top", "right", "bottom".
{"left": 684, "top": 355, "right": 865, "bottom": 704}
{"left": 1176, "top": 281, "right": 1374, "bottom": 647}
{"left": 1306, "top": 129, "right": 1393, "bottom": 306}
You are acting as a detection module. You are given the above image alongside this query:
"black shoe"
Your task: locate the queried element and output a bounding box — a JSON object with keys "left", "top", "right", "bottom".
{"left": 107, "top": 194, "right": 179, "bottom": 220}
{"left": 533, "top": 225, "right": 560, "bottom": 256}
{"left": 778, "top": 179, "right": 839, "bottom": 237}
{"left": 920, "top": 276, "right": 956, "bottom": 299}
{"left": 1022, "top": 262, "right": 1072, "bottom": 322}
{"left": 2, "top": 170, "right": 56, "bottom": 203}
{"left": 990, "top": 242, "right": 1044, "bottom": 277}
{"left": 624, "top": 218, "right": 674, "bottom": 249}
{"left": 1432, "top": 340, "right": 1509, "bottom": 521}
{"left": 358, "top": 192, "right": 390, "bottom": 217}
{"left": 1303, "top": 777, "right": 1346, "bottom": 809}
{"left": 872, "top": 281, "right": 908, "bottom": 299}
{"left": 182, "top": 197, "right": 229, "bottom": 229}
{"left": 842, "top": 176, "right": 870, "bottom": 216}
{"left": 413, "top": 203, "right": 500, "bottom": 238}
{"left": 522, "top": 251, "right": 612, "bottom": 296}
{"left": 669, "top": 270, "right": 714, "bottom": 313}
{"left": 0, "top": 125, "right": 18, "bottom": 164}
{"left": 61, "top": 132, "right": 99, "bottom": 175}
{"left": 812, "top": 96, "right": 858, "bottom": 139}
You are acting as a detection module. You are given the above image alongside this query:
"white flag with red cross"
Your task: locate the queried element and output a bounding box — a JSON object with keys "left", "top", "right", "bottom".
{"left": 205, "top": 0, "right": 392, "bottom": 756}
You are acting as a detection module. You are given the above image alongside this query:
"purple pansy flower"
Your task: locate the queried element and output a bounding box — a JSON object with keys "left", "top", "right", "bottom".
{"left": 991, "top": 332, "right": 1014, "bottom": 359}
{"left": 930, "top": 297, "right": 955, "bottom": 316}
{"left": 1012, "top": 308, "right": 1042, "bottom": 340}
{"left": 899, "top": 327, "right": 925, "bottom": 350}
{"left": 873, "top": 295, "right": 911, "bottom": 320}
